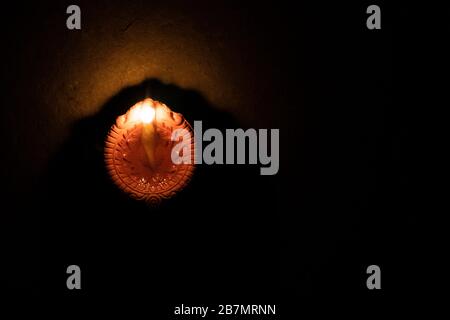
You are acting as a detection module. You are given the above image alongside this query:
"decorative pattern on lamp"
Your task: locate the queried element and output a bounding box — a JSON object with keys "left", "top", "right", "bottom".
{"left": 105, "top": 98, "right": 195, "bottom": 205}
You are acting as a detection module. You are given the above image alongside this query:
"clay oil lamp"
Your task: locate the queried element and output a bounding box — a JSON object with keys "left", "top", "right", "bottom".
{"left": 104, "top": 98, "right": 195, "bottom": 205}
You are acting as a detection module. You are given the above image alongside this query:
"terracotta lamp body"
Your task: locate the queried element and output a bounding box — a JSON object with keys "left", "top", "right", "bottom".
{"left": 105, "top": 98, "right": 195, "bottom": 205}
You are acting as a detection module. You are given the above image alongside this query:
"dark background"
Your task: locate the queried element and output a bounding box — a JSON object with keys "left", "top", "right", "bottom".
{"left": 0, "top": 0, "right": 429, "bottom": 313}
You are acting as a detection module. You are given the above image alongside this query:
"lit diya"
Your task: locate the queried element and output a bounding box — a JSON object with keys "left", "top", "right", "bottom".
{"left": 105, "top": 98, "right": 195, "bottom": 205}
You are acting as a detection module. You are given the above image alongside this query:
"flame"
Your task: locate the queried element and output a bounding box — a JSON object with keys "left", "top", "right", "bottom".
{"left": 139, "top": 101, "right": 156, "bottom": 124}
{"left": 122, "top": 99, "right": 158, "bottom": 125}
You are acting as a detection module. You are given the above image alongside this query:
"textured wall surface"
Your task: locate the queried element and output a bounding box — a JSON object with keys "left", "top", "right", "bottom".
{"left": 5, "top": 2, "right": 284, "bottom": 176}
